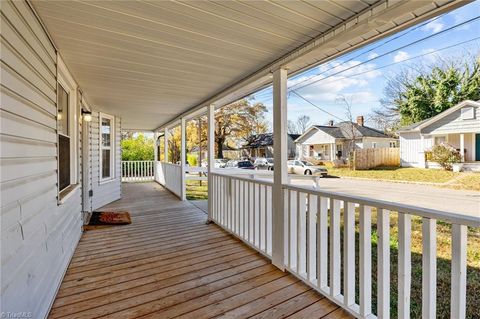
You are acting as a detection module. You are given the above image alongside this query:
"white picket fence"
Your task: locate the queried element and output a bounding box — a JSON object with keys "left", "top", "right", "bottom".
{"left": 121, "top": 161, "right": 154, "bottom": 182}
{"left": 210, "top": 171, "right": 478, "bottom": 319}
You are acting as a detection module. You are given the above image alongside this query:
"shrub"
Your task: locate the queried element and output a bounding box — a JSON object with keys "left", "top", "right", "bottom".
{"left": 187, "top": 154, "right": 198, "bottom": 166}
{"left": 430, "top": 143, "right": 461, "bottom": 170}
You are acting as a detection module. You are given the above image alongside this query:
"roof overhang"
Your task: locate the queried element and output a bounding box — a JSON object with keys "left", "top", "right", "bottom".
{"left": 31, "top": 0, "right": 469, "bottom": 131}
{"left": 397, "top": 100, "right": 480, "bottom": 133}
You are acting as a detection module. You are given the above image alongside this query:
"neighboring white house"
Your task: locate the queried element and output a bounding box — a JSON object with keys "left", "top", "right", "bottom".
{"left": 296, "top": 116, "right": 397, "bottom": 161}
{"left": 241, "top": 133, "right": 300, "bottom": 159}
{"left": 397, "top": 100, "right": 480, "bottom": 168}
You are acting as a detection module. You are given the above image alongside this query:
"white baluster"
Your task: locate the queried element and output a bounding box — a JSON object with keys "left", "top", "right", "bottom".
{"left": 317, "top": 196, "right": 328, "bottom": 290}
{"left": 330, "top": 199, "right": 341, "bottom": 297}
{"left": 398, "top": 212, "right": 411, "bottom": 319}
{"left": 451, "top": 224, "right": 467, "bottom": 319}
{"left": 377, "top": 208, "right": 390, "bottom": 318}
{"left": 359, "top": 205, "right": 372, "bottom": 317}
{"left": 344, "top": 202, "right": 356, "bottom": 308}
{"left": 422, "top": 217, "right": 437, "bottom": 319}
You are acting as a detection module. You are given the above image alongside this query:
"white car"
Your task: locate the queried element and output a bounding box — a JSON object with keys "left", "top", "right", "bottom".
{"left": 287, "top": 160, "right": 328, "bottom": 177}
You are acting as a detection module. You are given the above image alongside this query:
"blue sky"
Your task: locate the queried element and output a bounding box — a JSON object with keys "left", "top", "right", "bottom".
{"left": 252, "top": 1, "right": 480, "bottom": 128}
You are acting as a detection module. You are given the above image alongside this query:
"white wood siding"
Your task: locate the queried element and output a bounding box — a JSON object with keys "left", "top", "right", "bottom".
{"left": 399, "top": 132, "right": 434, "bottom": 167}
{"left": 1, "top": 1, "right": 82, "bottom": 317}
{"left": 90, "top": 110, "right": 122, "bottom": 210}
{"left": 423, "top": 106, "right": 480, "bottom": 134}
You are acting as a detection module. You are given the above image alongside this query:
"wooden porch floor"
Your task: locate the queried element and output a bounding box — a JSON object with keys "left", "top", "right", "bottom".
{"left": 49, "top": 183, "right": 351, "bottom": 319}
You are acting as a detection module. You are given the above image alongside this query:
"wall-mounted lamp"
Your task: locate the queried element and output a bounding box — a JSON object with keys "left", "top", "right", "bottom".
{"left": 81, "top": 110, "right": 92, "bottom": 122}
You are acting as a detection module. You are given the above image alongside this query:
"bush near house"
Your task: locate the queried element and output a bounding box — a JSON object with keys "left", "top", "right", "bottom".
{"left": 431, "top": 143, "right": 461, "bottom": 170}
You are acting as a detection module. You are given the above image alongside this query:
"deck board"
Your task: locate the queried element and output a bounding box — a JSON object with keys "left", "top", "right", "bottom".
{"left": 48, "top": 183, "right": 348, "bottom": 319}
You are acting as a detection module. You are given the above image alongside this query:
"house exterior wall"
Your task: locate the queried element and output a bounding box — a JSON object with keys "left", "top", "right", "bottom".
{"left": 361, "top": 137, "right": 397, "bottom": 149}
{"left": 1, "top": 1, "right": 83, "bottom": 317}
{"left": 399, "top": 132, "right": 434, "bottom": 167}
{"left": 90, "top": 110, "right": 122, "bottom": 210}
{"left": 422, "top": 105, "right": 480, "bottom": 134}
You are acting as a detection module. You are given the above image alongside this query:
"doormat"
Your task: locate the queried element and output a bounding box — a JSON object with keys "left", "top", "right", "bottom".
{"left": 83, "top": 211, "right": 131, "bottom": 231}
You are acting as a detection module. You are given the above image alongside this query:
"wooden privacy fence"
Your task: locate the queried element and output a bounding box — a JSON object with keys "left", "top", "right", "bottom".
{"left": 354, "top": 147, "right": 400, "bottom": 170}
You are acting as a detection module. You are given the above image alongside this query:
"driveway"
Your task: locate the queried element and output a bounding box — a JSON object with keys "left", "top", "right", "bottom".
{"left": 289, "top": 177, "right": 480, "bottom": 220}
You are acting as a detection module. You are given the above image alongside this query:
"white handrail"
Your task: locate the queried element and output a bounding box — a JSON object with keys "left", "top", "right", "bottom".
{"left": 210, "top": 172, "right": 476, "bottom": 319}
{"left": 121, "top": 160, "right": 154, "bottom": 182}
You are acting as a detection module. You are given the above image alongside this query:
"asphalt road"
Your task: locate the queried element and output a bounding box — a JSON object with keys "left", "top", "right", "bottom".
{"left": 290, "top": 177, "right": 480, "bottom": 219}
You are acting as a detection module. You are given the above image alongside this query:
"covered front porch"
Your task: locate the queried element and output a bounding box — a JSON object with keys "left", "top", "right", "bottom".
{"left": 49, "top": 182, "right": 347, "bottom": 319}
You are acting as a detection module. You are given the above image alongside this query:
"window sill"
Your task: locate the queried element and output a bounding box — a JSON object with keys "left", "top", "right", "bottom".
{"left": 58, "top": 184, "right": 80, "bottom": 205}
{"left": 99, "top": 178, "right": 117, "bottom": 185}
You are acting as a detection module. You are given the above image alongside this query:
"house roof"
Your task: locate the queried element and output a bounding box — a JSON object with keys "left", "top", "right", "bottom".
{"left": 296, "top": 122, "right": 391, "bottom": 143}
{"left": 242, "top": 133, "right": 299, "bottom": 148}
{"left": 397, "top": 100, "right": 480, "bottom": 133}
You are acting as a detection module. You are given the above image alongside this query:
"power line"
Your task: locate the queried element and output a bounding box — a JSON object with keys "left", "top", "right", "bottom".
{"left": 291, "top": 36, "right": 480, "bottom": 93}
{"left": 291, "top": 16, "right": 480, "bottom": 92}
{"left": 289, "top": 14, "right": 446, "bottom": 91}
{"left": 289, "top": 36, "right": 480, "bottom": 122}
{"left": 290, "top": 91, "right": 347, "bottom": 122}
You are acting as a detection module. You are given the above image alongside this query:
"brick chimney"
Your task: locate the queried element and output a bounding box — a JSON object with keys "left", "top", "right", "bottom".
{"left": 328, "top": 120, "right": 334, "bottom": 126}
{"left": 356, "top": 115, "right": 364, "bottom": 126}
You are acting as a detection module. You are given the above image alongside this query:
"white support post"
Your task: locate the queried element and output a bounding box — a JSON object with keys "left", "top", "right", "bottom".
{"left": 460, "top": 133, "right": 465, "bottom": 162}
{"left": 180, "top": 118, "right": 186, "bottom": 201}
{"left": 164, "top": 128, "right": 169, "bottom": 163}
{"left": 207, "top": 103, "right": 215, "bottom": 222}
{"left": 153, "top": 132, "right": 159, "bottom": 181}
{"left": 272, "top": 67, "right": 287, "bottom": 270}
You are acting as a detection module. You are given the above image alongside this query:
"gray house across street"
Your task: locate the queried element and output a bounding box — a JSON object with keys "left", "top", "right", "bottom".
{"left": 397, "top": 100, "right": 480, "bottom": 170}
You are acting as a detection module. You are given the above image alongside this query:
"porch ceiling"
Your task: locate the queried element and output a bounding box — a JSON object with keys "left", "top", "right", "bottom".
{"left": 32, "top": 0, "right": 465, "bottom": 130}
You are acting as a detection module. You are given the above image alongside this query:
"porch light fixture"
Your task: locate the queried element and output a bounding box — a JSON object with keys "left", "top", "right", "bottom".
{"left": 81, "top": 109, "right": 92, "bottom": 122}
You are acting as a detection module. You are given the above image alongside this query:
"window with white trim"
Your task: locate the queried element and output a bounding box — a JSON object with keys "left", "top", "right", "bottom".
{"left": 57, "top": 62, "right": 78, "bottom": 200}
{"left": 100, "top": 113, "right": 115, "bottom": 181}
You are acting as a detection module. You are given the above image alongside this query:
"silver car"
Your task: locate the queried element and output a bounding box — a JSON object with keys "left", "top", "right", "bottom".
{"left": 287, "top": 160, "right": 328, "bottom": 177}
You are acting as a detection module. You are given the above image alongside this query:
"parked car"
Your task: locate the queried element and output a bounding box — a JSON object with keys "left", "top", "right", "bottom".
{"left": 200, "top": 159, "right": 228, "bottom": 168}
{"left": 253, "top": 157, "right": 274, "bottom": 170}
{"left": 225, "top": 160, "right": 255, "bottom": 169}
{"left": 287, "top": 160, "right": 328, "bottom": 177}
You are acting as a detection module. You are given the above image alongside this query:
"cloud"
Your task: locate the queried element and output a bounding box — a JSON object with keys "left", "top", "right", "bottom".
{"left": 368, "top": 52, "right": 379, "bottom": 59}
{"left": 393, "top": 51, "right": 410, "bottom": 63}
{"left": 422, "top": 19, "right": 444, "bottom": 33}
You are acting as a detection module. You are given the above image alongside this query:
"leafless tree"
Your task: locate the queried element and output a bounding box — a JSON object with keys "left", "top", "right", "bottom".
{"left": 287, "top": 115, "right": 311, "bottom": 134}
{"left": 336, "top": 95, "right": 358, "bottom": 167}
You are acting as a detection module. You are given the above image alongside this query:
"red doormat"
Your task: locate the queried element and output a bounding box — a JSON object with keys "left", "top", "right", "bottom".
{"left": 83, "top": 211, "right": 131, "bottom": 231}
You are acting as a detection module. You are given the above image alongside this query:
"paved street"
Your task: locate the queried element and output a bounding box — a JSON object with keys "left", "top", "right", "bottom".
{"left": 290, "top": 177, "right": 480, "bottom": 219}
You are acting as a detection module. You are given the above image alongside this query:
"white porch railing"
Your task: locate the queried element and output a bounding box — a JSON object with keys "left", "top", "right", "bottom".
{"left": 211, "top": 172, "right": 273, "bottom": 257}
{"left": 210, "top": 171, "right": 478, "bottom": 319}
{"left": 121, "top": 161, "right": 154, "bottom": 182}
{"left": 155, "top": 161, "right": 182, "bottom": 198}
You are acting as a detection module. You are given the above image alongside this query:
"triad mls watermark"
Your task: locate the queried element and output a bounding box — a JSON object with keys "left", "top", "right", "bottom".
{"left": 1, "top": 312, "right": 33, "bottom": 318}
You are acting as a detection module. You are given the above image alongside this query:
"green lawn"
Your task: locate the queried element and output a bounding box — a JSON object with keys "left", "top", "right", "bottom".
{"left": 186, "top": 180, "right": 208, "bottom": 200}
{"left": 347, "top": 209, "right": 479, "bottom": 318}
{"left": 327, "top": 166, "right": 459, "bottom": 183}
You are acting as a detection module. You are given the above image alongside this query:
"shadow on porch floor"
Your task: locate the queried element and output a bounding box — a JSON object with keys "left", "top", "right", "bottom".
{"left": 48, "top": 183, "right": 350, "bottom": 319}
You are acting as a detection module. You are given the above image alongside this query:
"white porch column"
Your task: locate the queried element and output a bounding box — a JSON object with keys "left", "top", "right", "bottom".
{"left": 272, "top": 67, "right": 287, "bottom": 270}
{"left": 153, "top": 132, "right": 159, "bottom": 181}
{"left": 207, "top": 104, "right": 215, "bottom": 222}
{"left": 460, "top": 133, "right": 465, "bottom": 162}
{"left": 164, "top": 128, "right": 169, "bottom": 163}
{"left": 330, "top": 143, "right": 335, "bottom": 161}
{"left": 180, "top": 118, "right": 186, "bottom": 201}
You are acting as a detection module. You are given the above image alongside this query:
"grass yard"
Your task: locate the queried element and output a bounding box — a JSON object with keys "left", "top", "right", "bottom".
{"left": 186, "top": 179, "right": 208, "bottom": 200}
{"left": 347, "top": 208, "right": 479, "bottom": 318}
{"left": 442, "top": 173, "right": 480, "bottom": 191}
{"left": 327, "top": 166, "right": 459, "bottom": 183}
